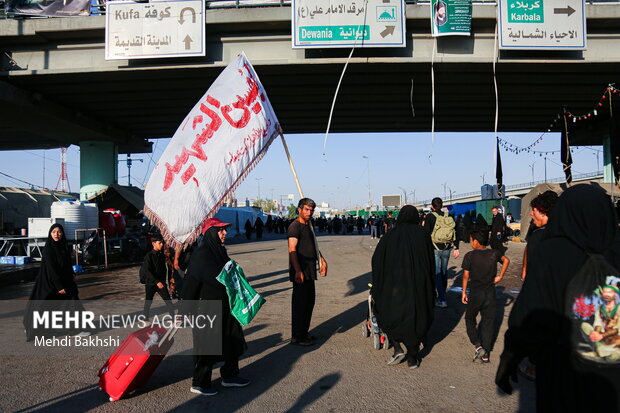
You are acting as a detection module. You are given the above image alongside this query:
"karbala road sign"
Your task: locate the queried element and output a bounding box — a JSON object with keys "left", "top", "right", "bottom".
{"left": 499, "top": 0, "right": 586, "bottom": 49}
{"left": 292, "top": 0, "right": 406, "bottom": 48}
{"left": 106, "top": 0, "right": 205, "bottom": 60}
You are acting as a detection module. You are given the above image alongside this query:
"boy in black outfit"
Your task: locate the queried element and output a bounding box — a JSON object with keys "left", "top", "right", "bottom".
{"left": 461, "top": 230, "right": 510, "bottom": 363}
{"left": 142, "top": 234, "right": 175, "bottom": 319}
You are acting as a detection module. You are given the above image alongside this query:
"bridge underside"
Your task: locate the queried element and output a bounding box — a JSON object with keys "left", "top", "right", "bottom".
{"left": 2, "top": 60, "right": 618, "bottom": 151}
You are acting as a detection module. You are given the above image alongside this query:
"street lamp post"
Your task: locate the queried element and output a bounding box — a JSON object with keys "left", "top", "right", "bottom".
{"left": 345, "top": 176, "right": 351, "bottom": 210}
{"left": 256, "top": 178, "right": 263, "bottom": 201}
{"left": 362, "top": 156, "right": 371, "bottom": 208}
{"left": 529, "top": 162, "right": 536, "bottom": 185}
{"left": 398, "top": 186, "right": 408, "bottom": 204}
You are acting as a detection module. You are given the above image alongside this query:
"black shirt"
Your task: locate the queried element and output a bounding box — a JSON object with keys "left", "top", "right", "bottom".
{"left": 462, "top": 248, "right": 503, "bottom": 291}
{"left": 288, "top": 220, "right": 318, "bottom": 281}
{"left": 142, "top": 249, "right": 167, "bottom": 285}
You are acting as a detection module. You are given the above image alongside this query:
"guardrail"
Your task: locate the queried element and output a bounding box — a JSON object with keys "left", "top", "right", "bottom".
{"left": 415, "top": 170, "right": 604, "bottom": 206}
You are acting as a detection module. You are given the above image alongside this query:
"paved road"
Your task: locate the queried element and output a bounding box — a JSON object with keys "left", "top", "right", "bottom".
{"left": 0, "top": 232, "right": 535, "bottom": 412}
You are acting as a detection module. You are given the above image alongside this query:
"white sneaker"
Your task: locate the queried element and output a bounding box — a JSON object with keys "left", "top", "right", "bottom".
{"left": 436, "top": 301, "right": 448, "bottom": 308}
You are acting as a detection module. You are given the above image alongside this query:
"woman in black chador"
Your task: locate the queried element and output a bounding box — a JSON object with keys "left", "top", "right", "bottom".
{"left": 371, "top": 205, "right": 435, "bottom": 368}
{"left": 182, "top": 218, "right": 249, "bottom": 396}
{"left": 496, "top": 185, "right": 620, "bottom": 412}
{"left": 23, "top": 223, "right": 84, "bottom": 341}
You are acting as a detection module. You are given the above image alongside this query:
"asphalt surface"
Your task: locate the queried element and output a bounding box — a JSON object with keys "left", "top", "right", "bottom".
{"left": 0, "top": 231, "right": 535, "bottom": 413}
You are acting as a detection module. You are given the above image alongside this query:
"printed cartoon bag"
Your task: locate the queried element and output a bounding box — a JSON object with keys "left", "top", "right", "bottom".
{"left": 566, "top": 253, "right": 620, "bottom": 365}
{"left": 216, "top": 260, "right": 265, "bottom": 326}
{"left": 431, "top": 211, "right": 456, "bottom": 245}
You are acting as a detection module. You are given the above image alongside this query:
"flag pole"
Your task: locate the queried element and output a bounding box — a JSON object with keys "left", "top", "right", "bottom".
{"left": 279, "top": 128, "right": 324, "bottom": 262}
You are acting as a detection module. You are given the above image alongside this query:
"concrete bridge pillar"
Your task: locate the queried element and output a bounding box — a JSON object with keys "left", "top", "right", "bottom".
{"left": 79, "top": 141, "right": 118, "bottom": 200}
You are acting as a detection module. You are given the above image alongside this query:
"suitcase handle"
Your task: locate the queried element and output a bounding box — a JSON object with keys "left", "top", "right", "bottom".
{"left": 158, "top": 325, "right": 179, "bottom": 347}
{"left": 114, "top": 356, "right": 134, "bottom": 380}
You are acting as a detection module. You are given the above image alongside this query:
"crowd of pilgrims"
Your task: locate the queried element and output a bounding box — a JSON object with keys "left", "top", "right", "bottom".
{"left": 243, "top": 211, "right": 498, "bottom": 240}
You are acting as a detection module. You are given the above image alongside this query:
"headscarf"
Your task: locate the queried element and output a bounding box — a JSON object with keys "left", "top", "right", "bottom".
{"left": 371, "top": 205, "right": 435, "bottom": 350}
{"left": 44, "top": 223, "right": 70, "bottom": 262}
{"left": 396, "top": 205, "right": 420, "bottom": 225}
{"left": 545, "top": 184, "right": 617, "bottom": 253}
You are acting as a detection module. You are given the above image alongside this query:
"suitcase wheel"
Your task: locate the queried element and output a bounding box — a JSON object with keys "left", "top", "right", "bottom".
{"left": 109, "top": 397, "right": 117, "bottom": 402}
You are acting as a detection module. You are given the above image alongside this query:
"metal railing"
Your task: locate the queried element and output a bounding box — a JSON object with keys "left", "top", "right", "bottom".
{"left": 416, "top": 170, "right": 604, "bottom": 206}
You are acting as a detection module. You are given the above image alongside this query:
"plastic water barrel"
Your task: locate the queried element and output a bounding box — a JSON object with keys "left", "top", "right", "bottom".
{"left": 51, "top": 200, "right": 87, "bottom": 241}
{"left": 99, "top": 212, "right": 116, "bottom": 238}
{"left": 83, "top": 203, "right": 99, "bottom": 231}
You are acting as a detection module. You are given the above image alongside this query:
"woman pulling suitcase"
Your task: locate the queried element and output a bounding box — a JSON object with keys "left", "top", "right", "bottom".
{"left": 182, "top": 218, "right": 250, "bottom": 396}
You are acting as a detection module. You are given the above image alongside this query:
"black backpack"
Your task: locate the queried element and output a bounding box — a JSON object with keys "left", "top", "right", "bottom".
{"left": 566, "top": 253, "right": 620, "bottom": 365}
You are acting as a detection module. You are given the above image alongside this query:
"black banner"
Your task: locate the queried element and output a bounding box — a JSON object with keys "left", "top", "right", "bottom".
{"left": 496, "top": 137, "right": 503, "bottom": 198}
{"left": 6, "top": 0, "right": 90, "bottom": 17}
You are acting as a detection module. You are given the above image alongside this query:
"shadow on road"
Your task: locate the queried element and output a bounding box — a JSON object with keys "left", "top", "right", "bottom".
{"left": 166, "top": 300, "right": 366, "bottom": 412}
{"left": 14, "top": 384, "right": 104, "bottom": 413}
{"left": 345, "top": 272, "right": 371, "bottom": 297}
{"left": 282, "top": 373, "right": 341, "bottom": 413}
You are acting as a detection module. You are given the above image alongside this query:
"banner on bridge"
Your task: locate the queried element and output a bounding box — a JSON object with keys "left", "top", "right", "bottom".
{"left": 5, "top": 0, "right": 90, "bottom": 17}
{"left": 431, "top": 0, "right": 472, "bottom": 37}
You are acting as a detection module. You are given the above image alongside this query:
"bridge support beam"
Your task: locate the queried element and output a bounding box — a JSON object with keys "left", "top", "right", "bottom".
{"left": 79, "top": 141, "right": 118, "bottom": 200}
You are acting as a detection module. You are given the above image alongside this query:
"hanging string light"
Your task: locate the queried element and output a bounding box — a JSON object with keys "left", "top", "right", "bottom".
{"left": 564, "top": 84, "right": 618, "bottom": 122}
{"left": 498, "top": 83, "right": 617, "bottom": 156}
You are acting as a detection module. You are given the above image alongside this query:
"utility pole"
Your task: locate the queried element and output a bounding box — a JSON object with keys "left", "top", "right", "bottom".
{"left": 481, "top": 173, "right": 486, "bottom": 185}
{"left": 124, "top": 154, "right": 143, "bottom": 187}
{"left": 544, "top": 156, "right": 547, "bottom": 182}
{"left": 256, "top": 178, "right": 263, "bottom": 201}
{"left": 442, "top": 182, "right": 447, "bottom": 200}
{"left": 529, "top": 162, "right": 536, "bottom": 185}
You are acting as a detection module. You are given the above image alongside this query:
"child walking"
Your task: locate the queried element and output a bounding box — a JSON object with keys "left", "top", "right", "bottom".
{"left": 461, "top": 230, "right": 510, "bottom": 363}
{"left": 141, "top": 233, "right": 175, "bottom": 319}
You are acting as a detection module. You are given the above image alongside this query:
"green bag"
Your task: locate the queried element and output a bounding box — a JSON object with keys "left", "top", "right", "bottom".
{"left": 216, "top": 260, "right": 265, "bottom": 326}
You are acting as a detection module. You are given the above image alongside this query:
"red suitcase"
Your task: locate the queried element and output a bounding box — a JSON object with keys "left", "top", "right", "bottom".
{"left": 98, "top": 325, "right": 176, "bottom": 401}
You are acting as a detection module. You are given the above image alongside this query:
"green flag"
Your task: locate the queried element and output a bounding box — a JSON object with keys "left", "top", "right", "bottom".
{"left": 216, "top": 260, "right": 265, "bottom": 326}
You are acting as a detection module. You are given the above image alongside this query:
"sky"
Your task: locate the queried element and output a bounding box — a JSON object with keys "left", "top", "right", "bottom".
{"left": 0, "top": 131, "right": 603, "bottom": 210}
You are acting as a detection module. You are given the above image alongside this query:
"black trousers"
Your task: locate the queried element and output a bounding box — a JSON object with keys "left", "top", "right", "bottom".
{"left": 464, "top": 287, "right": 496, "bottom": 351}
{"left": 192, "top": 354, "right": 239, "bottom": 388}
{"left": 144, "top": 284, "right": 175, "bottom": 318}
{"left": 291, "top": 278, "right": 315, "bottom": 340}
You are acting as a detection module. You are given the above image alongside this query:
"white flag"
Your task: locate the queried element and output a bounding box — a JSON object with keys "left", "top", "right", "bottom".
{"left": 144, "top": 53, "right": 280, "bottom": 248}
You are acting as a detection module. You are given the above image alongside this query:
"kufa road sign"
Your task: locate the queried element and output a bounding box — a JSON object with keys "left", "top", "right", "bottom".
{"left": 499, "top": 0, "right": 586, "bottom": 49}
{"left": 292, "top": 0, "right": 406, "bottom": 48}
{"left": 106, "top": 0, "right": 205, "bottom": 60}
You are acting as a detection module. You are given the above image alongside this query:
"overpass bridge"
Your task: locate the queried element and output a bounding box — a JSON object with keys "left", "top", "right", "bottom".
{"left": 414, "top": 171, "right": 605, "bottom": 207}
{"left": 1, "top": 1, "right": 619, "bottom": 198}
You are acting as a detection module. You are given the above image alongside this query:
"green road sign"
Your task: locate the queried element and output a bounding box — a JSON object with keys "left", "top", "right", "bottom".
{"left": 507, "top": 0, "right": 544, "bottom": 23}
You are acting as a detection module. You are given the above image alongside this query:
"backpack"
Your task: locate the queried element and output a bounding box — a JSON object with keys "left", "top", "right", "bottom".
{"left": 430, "top": 211, "right": 456, "bottom": 244}
{"left": 566, "top": 253, "right": 620, "bottom": 365}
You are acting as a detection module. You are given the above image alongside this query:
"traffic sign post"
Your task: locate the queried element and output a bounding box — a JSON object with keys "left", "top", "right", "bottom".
{"left": 106, "top": 0, "right": 205, "bottom": 60}
{"left": 499, "top": 0, "right": 586, "bottom": 49}
{"left": 292, "top": 0, "right": 406, "bottom": 48}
